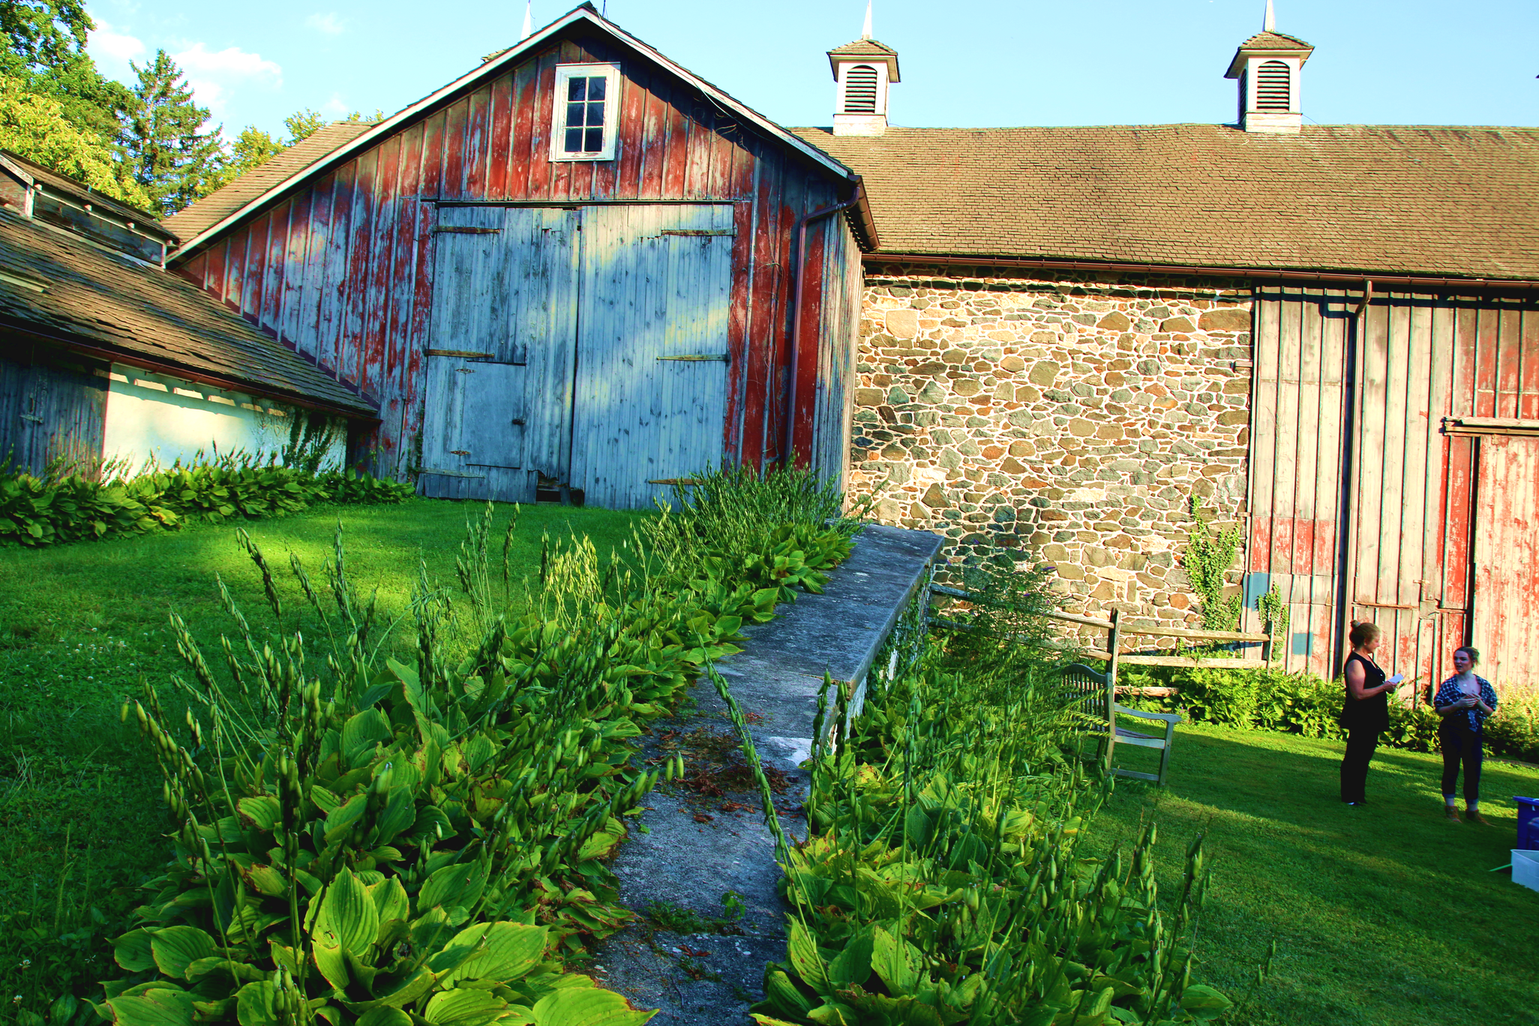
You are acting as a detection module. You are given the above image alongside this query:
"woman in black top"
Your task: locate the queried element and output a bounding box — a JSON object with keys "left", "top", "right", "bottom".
{"left": 1339, "top": 622, "right": 1401, "bottom": 805}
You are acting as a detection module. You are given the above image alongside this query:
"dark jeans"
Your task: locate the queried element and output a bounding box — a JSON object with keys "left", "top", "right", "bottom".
{"left": 1340, "top": 727, "right": 1380, "bottom": 803}
{"left": 1440, "top": 721, "right": 1484, "bottom": 804}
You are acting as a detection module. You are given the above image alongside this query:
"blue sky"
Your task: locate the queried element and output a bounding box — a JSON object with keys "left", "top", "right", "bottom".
{"left": 84, "top": 0, "right": 1538, "bottom": 140}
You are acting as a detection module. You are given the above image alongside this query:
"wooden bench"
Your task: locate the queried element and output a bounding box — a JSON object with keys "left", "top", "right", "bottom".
{"left": 1063, "top": 662, "right": 1181, "bottom": 786}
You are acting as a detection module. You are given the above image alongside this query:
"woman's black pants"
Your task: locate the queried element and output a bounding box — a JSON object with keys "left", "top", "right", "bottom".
{"left": 1440, "top": 721, "right": 1483, "bottom": 804}
{"left": 1340, "top": 727, "right": 1380, "bottom": 803}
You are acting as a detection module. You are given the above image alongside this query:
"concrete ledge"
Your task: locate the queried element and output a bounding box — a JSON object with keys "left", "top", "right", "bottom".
{"left": 592, "top": 524, "right": 943, "bottom": 1024}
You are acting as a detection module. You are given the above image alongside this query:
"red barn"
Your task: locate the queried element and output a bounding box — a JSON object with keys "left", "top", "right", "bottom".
{"left": 166, "top": 5, "right": 875, "bottom": 507}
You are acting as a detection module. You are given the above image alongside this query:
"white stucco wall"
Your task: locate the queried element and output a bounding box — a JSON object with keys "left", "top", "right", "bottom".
{"left": 101, "top": 364, "right": 346, "bottom": 474}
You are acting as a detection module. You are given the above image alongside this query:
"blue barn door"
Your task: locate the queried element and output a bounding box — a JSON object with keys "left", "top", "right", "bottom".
{"left": 569, "top": 204, "right": 734, "bottom": 509}
{"left": 419, "top": 205, "right": 578, "bottom": 501}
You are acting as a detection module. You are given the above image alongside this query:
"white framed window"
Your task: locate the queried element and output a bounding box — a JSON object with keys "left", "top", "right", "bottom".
{"left": 550, "top": 63, "right": 621, "bottom": 162}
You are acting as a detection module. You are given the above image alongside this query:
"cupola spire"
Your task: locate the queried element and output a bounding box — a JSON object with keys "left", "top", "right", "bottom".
{"left": 827, "top": 5, "right": 898, "bottom": 137}
{"left": 520, "top": 1, "right": 532, "bottom": 40}
{"left": 1225, "top": 3, "right": 1313, "bottom": 133}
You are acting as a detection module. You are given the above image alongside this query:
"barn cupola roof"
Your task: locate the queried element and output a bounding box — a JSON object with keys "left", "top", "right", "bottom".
{"left": 1225, "top": 1, "right": 1313, "bottom": 133}
{"left": 828, "top": 2, "right": 898, "bottom": 137}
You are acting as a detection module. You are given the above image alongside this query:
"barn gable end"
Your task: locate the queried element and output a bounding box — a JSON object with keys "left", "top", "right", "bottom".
{"left": 170, "top": 9, "right": 872, "bottom": 507}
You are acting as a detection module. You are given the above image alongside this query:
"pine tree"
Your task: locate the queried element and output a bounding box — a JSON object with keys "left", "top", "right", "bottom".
{"left": 122, "top": 49, "right": 222, "bottom": 216}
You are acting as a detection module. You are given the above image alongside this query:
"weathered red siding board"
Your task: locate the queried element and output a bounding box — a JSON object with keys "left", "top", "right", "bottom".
{"left": 175, "top": 34, "right": 849, "bottom": 477}
{"left": 1252, "top": 289, "right": 1539, "bottom": 685}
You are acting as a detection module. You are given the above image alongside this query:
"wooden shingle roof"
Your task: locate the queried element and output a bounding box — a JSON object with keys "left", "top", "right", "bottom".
{"left": 792, "top": 123, "right": 1539, "bottom": 281}
{"left": 0, "top": 209, "right": 375, "bottom": 416}
{"left": 162, "top": 122, "right": 373, "bottom": 242}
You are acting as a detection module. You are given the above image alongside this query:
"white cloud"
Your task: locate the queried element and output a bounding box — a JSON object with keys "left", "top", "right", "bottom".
{"left": 305, "top": 12, "right": 346, "bottom": 36}
{"left": 171, "top": 42, "right": 283, "bottom": 118}
{"left": 322, "top": 92, "right": 350, "bottom": 118}
{"left": 86, "top": 15, "right": 146, "bottom": 76}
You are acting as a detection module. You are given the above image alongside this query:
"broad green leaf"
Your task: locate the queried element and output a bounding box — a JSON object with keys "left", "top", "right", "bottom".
{"left": 234, "top": 981, "right": 280, "bottom": 1026}
{"left": 1179, "top": 984, "right": 1233, "bottom": 1020}
{"left": 785, "top": 919, "right": 830, "bottom": 993}
{"left": 113, "top": 929, "right": 155, "bottom": 972}
{"left": 532, "top": 985, "right": 654, "bottom": 1026}
{"left": 827, "top": 929, "right": 873, "bottom": 988}
{"left": 237, "top": 796, "right": 282, "bottom": 831}
{"left": 342, "top": 708, "right": 393, "bottom": 764}
{"left": 317, "top": 869, "right": 379, "bottom": 957}
{"left": 104, "top": 986, "right": 196, "bottom": 1026}
{"left": 149, "top": 926, "right": 217, "bottom": 980}
{"left": 313, "top": 939, "right": 350, "bottom": 992}
{"left": 870, "top": 927, "right": 920, "bottom": 995}
{"left": 441, "top": 922, "right": 549, "bottom": 985}
{"left": 357, "top": 1009, "right": 414, "bottom": 1026}
{"left": 804, "top": 1003, "right": 854, "bottom": 1026}
{"left": 419, "top": 861, "right": 487, "bottom": 913}
{"left": 323, "top": 793, "right": 369, "bottom": 842}
{"left": 363, "top": 966, "right": 436, "bottom": 1009}
{"left": 368, "top": 877, "right": 412, "bottom": 927}
{"left": 423, "top": 989, "right": 511, "bottom": 1024}
{"left": 244, "top": 864, "right": 288, "bottom": 897}
{"left": 763, "top": 970, "right": 814, "bottom": 1016}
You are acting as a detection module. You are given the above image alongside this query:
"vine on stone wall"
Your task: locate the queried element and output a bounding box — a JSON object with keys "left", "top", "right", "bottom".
{"left": 1184, "top": 496, "right": 1242, "bottom": 633}
{"left": 1256, "top": 582, "right": 1291, "bottom": 652}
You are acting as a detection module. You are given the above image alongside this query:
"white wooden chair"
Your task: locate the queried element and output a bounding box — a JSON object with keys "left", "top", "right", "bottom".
{"left": 1063, "top": 662, "right": 1180, "bottom": 785}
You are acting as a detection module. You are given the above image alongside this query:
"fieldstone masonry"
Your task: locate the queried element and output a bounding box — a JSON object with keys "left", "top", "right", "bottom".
{"left": 849, "top": 267, "right": 1255, "bottom": 627}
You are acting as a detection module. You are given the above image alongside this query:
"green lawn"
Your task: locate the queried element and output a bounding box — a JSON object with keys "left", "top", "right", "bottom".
{"left": 1088, "top": 723, "right": 1539, "bottom": 1026}
{"left": 0, "top": 498, "right": 647, "bottom": 1007}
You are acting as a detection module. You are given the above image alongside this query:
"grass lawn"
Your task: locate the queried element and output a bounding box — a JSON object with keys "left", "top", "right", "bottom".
{"left": 1088, "top": 723, "right": 1539, "bottom": 1026}
{"left": 0, "top": 498, "right": 647, "bottom": 1005}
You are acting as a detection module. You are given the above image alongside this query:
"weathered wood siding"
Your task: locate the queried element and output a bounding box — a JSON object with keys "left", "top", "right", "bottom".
{"left": 173, "top": 30, "right": 856, "bottom": 495}
{"left": 0, "top": 336, "right": 107, "bottom": 475}
{"left": 805, "top": 214, "right": 862, "bottom": 491}
{"left": 1250, "top": 288, "right": 1539, "bottom": 692}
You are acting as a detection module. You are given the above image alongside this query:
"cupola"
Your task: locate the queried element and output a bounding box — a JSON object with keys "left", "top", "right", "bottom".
{"left": 1225, "top": 0, "right": 1313, "bottom": 133}
{"left": 828, "top": 2, "right": 898, "bottom": 137}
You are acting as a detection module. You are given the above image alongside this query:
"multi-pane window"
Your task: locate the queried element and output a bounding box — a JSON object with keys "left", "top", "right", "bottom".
{"left": 551, "top": 64, "right": 620, "bottom": 161}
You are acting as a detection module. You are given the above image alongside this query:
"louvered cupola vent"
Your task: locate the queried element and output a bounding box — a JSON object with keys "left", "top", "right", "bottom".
{"left": 1224, "top": 3, "right": 1312, "bottom": 133}
{"left": 844, "top": 65, "right": 878, "bottom": 113}
{"left": 828, "top": 5, "right": 898, "bottom": 137}
{"left": 1255, "top": 61, "right": 1291, "bottom": 111}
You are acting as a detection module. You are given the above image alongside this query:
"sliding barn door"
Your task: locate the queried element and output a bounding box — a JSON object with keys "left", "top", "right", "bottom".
{"left": 570, "top": 204, "right": 733, "bottom": 509}
{"left": 1472, "top": 435, "right": 1539, "bottom": 692}
{"left": 419, "top": 206, "right": 578, "bottom": 501}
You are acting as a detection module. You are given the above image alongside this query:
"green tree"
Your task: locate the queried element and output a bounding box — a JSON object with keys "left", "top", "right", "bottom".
{"left": 0, "top": 74, "right": 149, "bottom": 207}
{"left": 1, "top": 0, "right": 134, "bottom": 171}
{"left": 283, "top": 107, "right": 324, "bottom": 143}
{"left": 0, "top": 0, "right": 89, "bottom": 72}
{"left": 122, "top": 49, "right": 222, "bottom": 215}
{"left": 198, "top": 125, "right": 284, "bottom": 195}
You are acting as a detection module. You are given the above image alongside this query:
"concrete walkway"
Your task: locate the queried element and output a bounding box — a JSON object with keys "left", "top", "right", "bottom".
{"left": 591, "top": 525, "right": 943, "bottom": 1023}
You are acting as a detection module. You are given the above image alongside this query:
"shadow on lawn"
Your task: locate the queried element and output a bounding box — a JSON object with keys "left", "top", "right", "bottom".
{"left": 1098, "top": 726, "right": 1539, "bottom": 1026}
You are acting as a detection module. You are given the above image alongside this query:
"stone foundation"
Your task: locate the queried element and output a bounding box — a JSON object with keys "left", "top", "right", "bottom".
{"left": 849, "top": 266, "right": 1255, "bottom": 625}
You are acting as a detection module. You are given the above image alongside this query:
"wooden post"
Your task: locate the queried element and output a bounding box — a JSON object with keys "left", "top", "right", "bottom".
{"left": 1108, "top": 608, "right": 1122, "bottom": 695}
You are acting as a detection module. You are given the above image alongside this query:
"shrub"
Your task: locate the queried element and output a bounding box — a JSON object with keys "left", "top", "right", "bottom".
{"left": 1136, "top": 664, "right": 1539, "bottom": 764}
{"left": 0, "top": 462, "right": 412, "bottom": 548}
{"left": 737, "top": 648, "right": 1231, "bottom": 1026}
{"left": 56, "top": 470, "right": 862, "bottom": 1023}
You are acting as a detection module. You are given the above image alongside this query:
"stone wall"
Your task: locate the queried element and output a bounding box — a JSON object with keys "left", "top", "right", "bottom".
{"left": 849, "top": 265, "right": 1255, "bottom": 626}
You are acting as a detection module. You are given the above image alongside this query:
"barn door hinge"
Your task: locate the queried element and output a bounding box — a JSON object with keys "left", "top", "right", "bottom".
{"left": 657, "top": 354, "right": 729, "bottom": 363}
{"left": 658, "top": 229, "right": 734, "bottom": 237}
{"left": 648, "top": 478, "right": 703, "bottom": 485}
{"left": 426, "top": 349, "right": 493, "bottom": 359}
{"left": 433, "top": 226, "right": 501, "bottom": 234}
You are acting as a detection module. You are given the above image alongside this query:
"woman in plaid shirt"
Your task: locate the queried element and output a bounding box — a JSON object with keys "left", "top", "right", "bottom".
{"left": 1433, "top": 646, "right": 1499, "bottom": 824}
